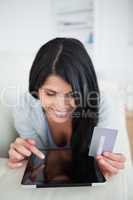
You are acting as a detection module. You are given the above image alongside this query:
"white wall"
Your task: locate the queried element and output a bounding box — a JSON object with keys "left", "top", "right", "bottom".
{"left": 0, "top": 0, "right": 133, "bottom": 104}
{"left": 0, "top": 0, "right": 57, "bottom": 95}
{"left": 94, "top": 0, "right": 133, "bottom": 85}
{"left": 0, "top": 0, "right": 56, "bottom": 53}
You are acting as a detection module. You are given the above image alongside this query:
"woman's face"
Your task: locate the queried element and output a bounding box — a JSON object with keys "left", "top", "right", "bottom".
{"left": 38, "top": 75, "right": 76, "bottom": 123}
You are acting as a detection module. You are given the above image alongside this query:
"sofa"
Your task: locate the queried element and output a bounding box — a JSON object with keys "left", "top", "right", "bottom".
{"left": 0, "top": 81, "right": 132, "bottom": 200}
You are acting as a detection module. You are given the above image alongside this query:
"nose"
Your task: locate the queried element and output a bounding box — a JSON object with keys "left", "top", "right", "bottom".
{"left": 55, "top": 95, "right": 69, "bottom": 110}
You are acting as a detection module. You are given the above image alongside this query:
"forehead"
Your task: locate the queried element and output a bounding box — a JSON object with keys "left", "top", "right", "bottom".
{"left": 42, "top": 75, "right": 72, "bottom": 92}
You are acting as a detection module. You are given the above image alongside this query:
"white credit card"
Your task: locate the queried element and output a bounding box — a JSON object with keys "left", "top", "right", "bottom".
{"left": 89, "top": 127, "right": 118, "bottom": 157}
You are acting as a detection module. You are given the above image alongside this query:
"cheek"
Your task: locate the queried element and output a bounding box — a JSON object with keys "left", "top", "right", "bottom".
{"left": 69, "top": 98, "right": 76, "bottom": 108}
{"left": 39, "top": 94, "right": 54, "bottom": 108}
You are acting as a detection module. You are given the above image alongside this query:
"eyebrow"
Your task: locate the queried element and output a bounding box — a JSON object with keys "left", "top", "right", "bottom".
{"left": 44, "top": 89, "right": 57, "bottom": 93}
{"left": 42, "top": 88, "right": 73, "bottom": 95}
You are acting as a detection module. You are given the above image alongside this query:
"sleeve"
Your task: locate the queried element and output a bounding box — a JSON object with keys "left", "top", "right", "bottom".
{"left": 97, "top": 91, "right": 132, "bottom": 167}
{"left": 11, "top": 93, "right": 45, "bottom": 149}
{"left": 97, "top": 92, "right": 119, "bottom": 129}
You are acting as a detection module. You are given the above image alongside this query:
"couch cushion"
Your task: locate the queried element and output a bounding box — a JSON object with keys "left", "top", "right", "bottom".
{"left": 0, "top": 93, "right": 17, "bottom": 157}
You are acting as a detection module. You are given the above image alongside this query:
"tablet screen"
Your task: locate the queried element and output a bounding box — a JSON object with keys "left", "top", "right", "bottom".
{"left": 21, "top": 147, "right": 106, "bottom": 187}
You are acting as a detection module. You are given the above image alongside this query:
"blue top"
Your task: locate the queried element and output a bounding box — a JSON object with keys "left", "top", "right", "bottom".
{"left": 12, "top": 91, "right": 118, "bottom": 149}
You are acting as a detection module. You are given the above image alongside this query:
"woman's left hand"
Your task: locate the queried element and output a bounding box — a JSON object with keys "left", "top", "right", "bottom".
{"left": 96, "top": 152, "right": 126, "bottom": 179}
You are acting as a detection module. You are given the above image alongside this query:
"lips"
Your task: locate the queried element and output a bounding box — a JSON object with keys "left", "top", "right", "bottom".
{"left": 54, "top": 110, "right": 70, "bottom": 118}
{"left": 46, "top": 107, "right": 74, "bottom": 118}
{"left": 49, "top": 108, "right": 72, "bottom": 118}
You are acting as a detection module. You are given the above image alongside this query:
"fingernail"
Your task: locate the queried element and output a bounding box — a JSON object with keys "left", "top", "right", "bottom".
{"left": 27, "top": 152, "right": 32, "bottom": 156}
{"left": 40, "top": 153, "right": 45, "bottom": 159}
{"left": 28, "top": 139, "right": 36, "bottom": 145}
{"left": 96, "top": 155, "right": 102, "bottom": 159}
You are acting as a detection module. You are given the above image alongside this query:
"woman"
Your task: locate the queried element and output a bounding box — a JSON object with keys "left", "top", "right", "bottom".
{"left": 8, "top": 38, "right": 126, "bottom": 179}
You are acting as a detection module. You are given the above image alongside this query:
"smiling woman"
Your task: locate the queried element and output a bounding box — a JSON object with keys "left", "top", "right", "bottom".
{"left": 28, "top": 37, "right": 100, "bottom": 154}
{"left": 38, "top": 75, "right": 76, "bottom": 124}
{"left": 8, "top": 38, "right": 126, "bottom": 180}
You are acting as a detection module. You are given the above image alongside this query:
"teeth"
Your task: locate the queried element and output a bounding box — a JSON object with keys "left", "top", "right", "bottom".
{"left": 54, "top": 111, "right": 69, "bottom": 117}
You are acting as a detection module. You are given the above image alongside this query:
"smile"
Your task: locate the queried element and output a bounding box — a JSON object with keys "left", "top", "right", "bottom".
{"left": 54, "top": 110, "right": 70, "bottom": 118}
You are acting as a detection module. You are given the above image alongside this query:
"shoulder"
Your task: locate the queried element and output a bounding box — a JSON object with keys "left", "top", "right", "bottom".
{"left": 12, "top": 92, "right": 47, "bottom": 133}
{"left": 98, "top": 90, "right": 121, "bottom": 129}
{"left": 12, "top": 92, "right": 41, "bottom": 119}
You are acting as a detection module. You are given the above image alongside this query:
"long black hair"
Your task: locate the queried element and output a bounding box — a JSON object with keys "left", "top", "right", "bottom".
{"left": 29, "top": 37, "right": 100, "bottom": 158}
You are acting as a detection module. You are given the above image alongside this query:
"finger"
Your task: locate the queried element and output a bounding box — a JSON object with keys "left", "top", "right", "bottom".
{"left": 8, "top": 148, "right": 25, "bottom": 161}
{"left": 96, "top": 157, "right": 113, "bottom": 178}
{"left": 7, "top": 159, "right": 23, "bottom": 169}
{"left": 96, "top": 155, "right": 103, "bottom": 160}
{"left": 103, "top": 152, "right": 126, "bottom": 162}
{"left": 26, "top": 139, "right": 36, "bottom": 145}
{"left": 15, "top": 137, "right": 45, "bottom": 159}
{"left": 15, "top": 138, "right": 33, "bottom": 149}
{"left": 97, "top": 158, "right": 119, "bottom": 175}
{"left": 103, "top": 157, "right": 125, "bottom": 170}
{"left": 96, "top": 161, "right": 109, "bottom": 178}
{"left": 13, "top": 143, "right": 32, "bottom": 157}
{"left": 29, "top": 145, "right": 45, "bottom": 159}
{"left": 102, "top": 171, "right": 111, "bottom": 179}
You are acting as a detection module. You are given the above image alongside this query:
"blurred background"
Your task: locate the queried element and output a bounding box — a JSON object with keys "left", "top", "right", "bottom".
{"left": 0, "top": 0, "right": 133, "bottom": 109}
{"left": 0, "top": 0, "right": 133, "bottom": 199}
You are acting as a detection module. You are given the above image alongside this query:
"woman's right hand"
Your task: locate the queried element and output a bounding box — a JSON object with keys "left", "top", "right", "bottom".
{"left": 8, "top": 137, "right": 45, "bottom": 169}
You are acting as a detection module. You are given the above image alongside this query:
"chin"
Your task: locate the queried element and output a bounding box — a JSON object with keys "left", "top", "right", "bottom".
{"left": 51, "top": 116, "right": 69, "bottom": 123}
{"left": 48, "top": 113, "right": 70, "bottom": 123}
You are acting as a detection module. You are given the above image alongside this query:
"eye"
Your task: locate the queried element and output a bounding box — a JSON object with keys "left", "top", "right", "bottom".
{"left": 66, "top": 92, "right": 76, "bottom": 98}
{"left": 46, "top": 92, "right": 56, "bottom": 96}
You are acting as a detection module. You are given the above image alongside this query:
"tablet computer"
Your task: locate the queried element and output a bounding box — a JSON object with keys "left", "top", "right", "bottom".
{"left": 21, "top": 147, "right": 106, "bottom": 188}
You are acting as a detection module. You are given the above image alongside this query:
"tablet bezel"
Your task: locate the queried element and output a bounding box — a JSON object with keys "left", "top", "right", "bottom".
{"left": 21, "top": 147, "right": 106, "bottom": 188}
